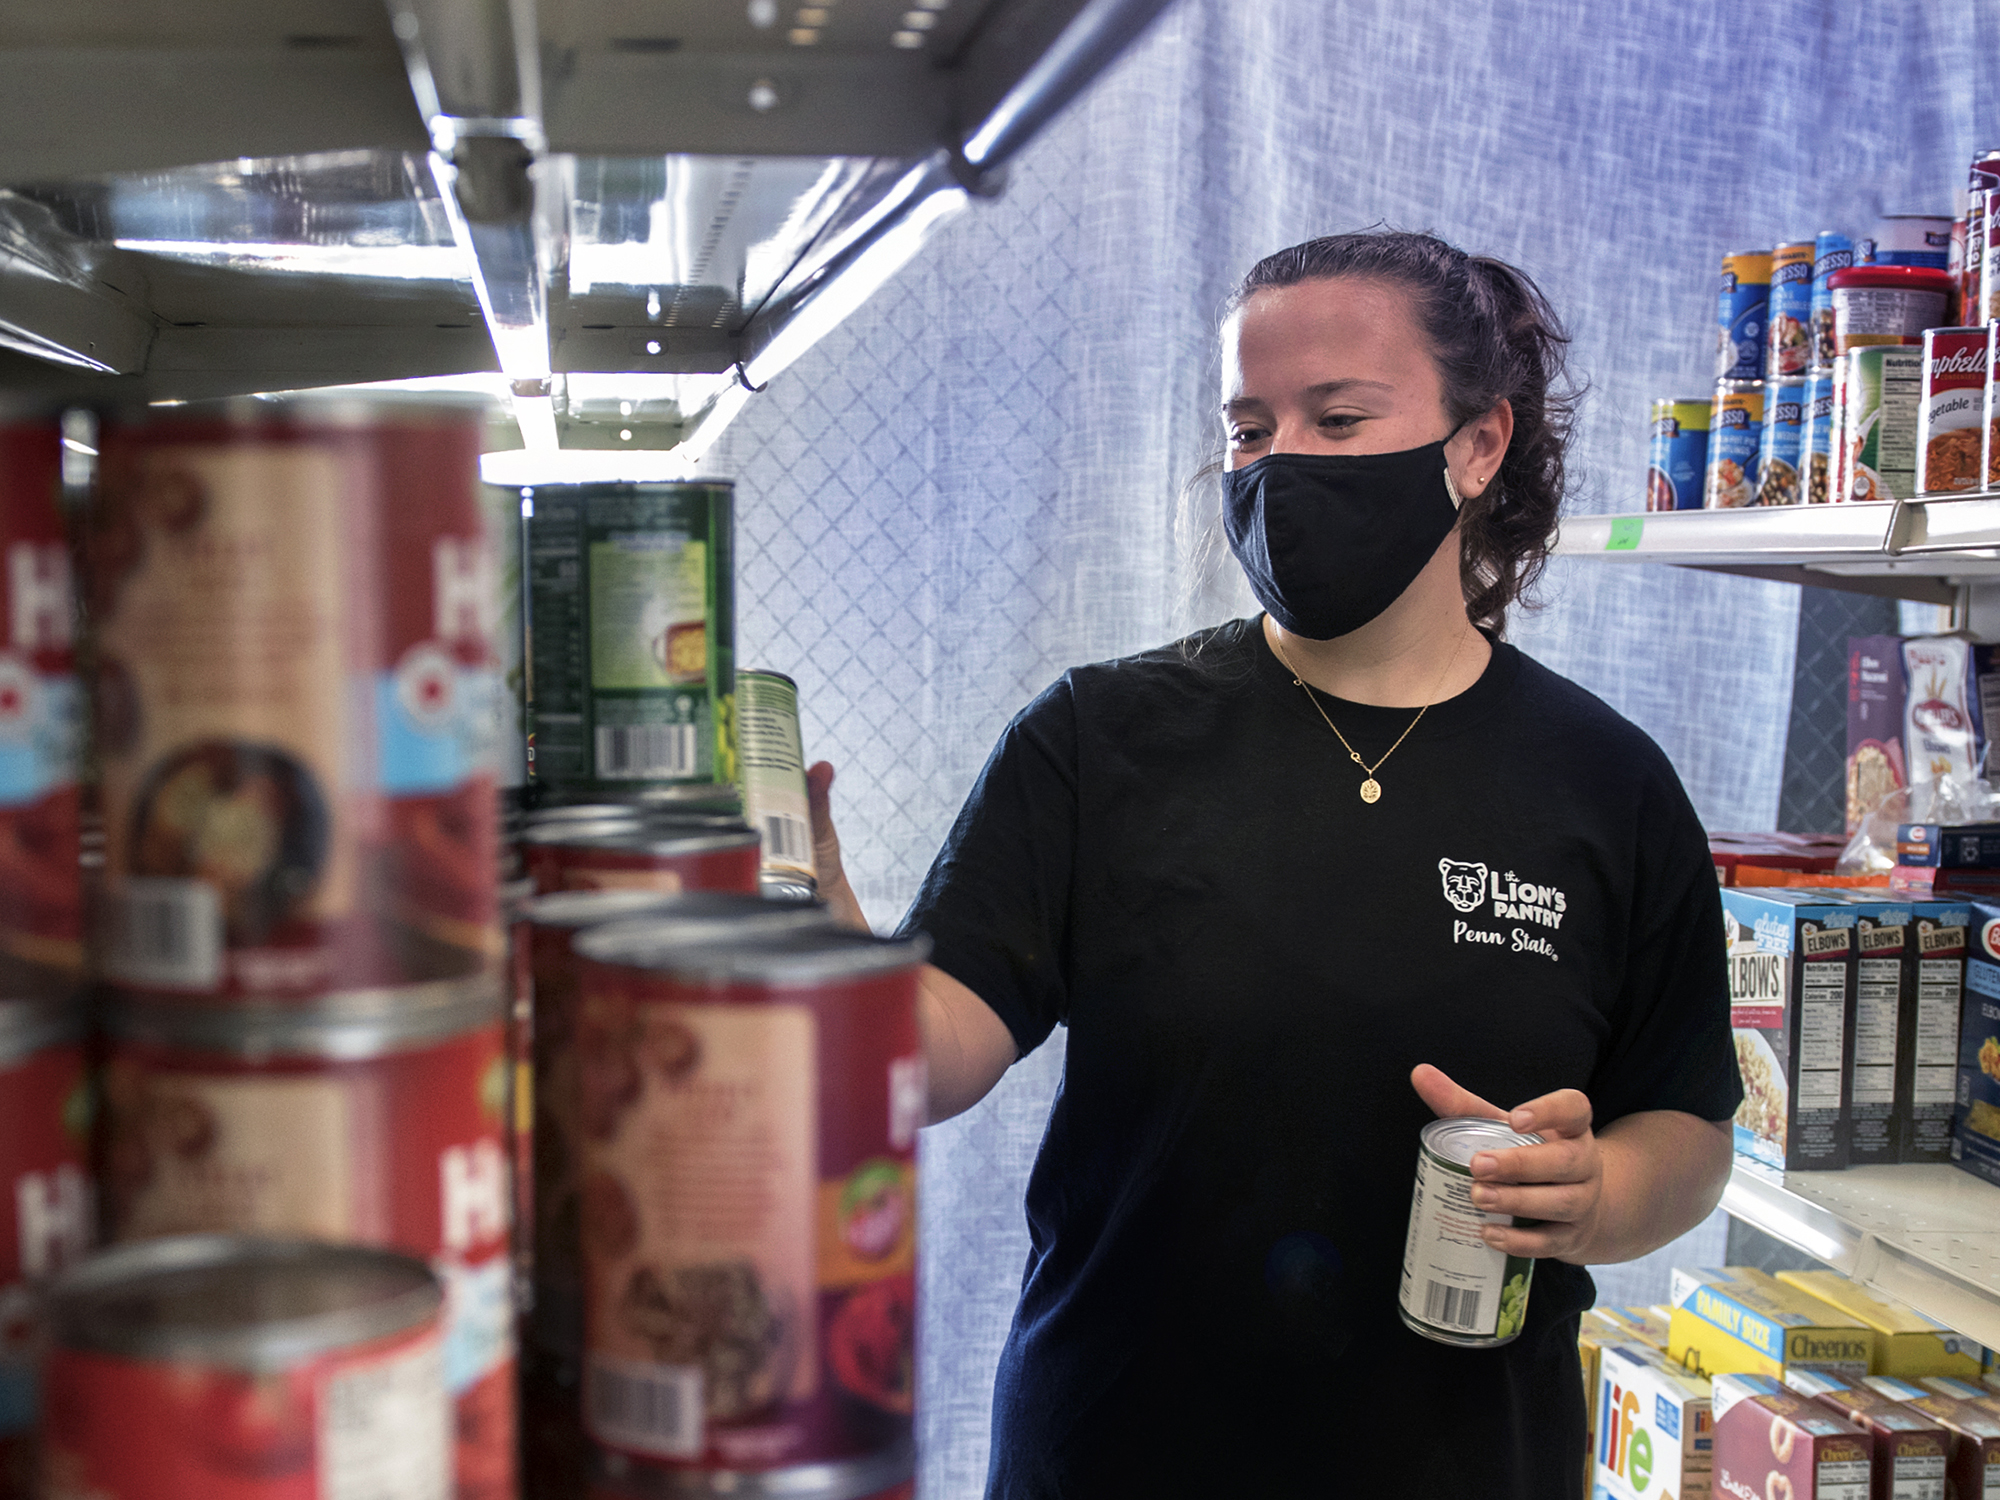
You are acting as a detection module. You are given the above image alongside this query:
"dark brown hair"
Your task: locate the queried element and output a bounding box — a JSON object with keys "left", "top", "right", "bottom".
{"left": 1224, "top": 229, "right": 1580, "bottom": 633}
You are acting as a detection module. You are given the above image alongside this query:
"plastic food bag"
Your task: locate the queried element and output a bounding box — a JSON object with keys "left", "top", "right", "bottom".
{"left": 1838, "top": 775, "right": 2000, "bottom": 873}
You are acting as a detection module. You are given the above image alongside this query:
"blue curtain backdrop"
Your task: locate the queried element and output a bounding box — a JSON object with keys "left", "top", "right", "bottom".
{"left": 698, "top": 1, "right": 2000, "bottom": 1490}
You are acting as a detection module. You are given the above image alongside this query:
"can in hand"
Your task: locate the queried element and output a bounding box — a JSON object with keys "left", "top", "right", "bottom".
{"left": 1398, "top": 1117, "right": 1542, "bottom": 1348}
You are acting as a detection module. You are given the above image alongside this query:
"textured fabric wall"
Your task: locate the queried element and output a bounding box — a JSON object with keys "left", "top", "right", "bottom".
{"left": 698, "top": 2, "right": 2000, "bottom": 1491}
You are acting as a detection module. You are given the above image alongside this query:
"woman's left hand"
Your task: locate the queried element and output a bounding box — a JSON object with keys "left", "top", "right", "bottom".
{"left": 1409, "top": 1063, "right": 1602, "bottom": 1261}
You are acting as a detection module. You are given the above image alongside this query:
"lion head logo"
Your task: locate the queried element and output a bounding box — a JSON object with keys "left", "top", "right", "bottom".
{"left": 1438, "top": 859, "right": 1488, "bottom": 914}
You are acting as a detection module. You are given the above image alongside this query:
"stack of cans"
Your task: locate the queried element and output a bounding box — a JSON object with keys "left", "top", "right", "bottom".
{"left": 1910, "top": 149, "right": 2000, "bottom": 499}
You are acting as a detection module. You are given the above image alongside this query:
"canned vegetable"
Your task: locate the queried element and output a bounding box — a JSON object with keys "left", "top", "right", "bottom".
{"left": 1839, "top": 348, "right": 1923, "bottom": 502}
{"left": 736, "top": 670, "right": 815, "bottom": 885}
{"left": 1398, "top": 1117, "right": 1543, "bottom": 1348}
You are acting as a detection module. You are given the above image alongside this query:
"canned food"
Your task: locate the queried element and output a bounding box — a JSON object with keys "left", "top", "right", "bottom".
{"left": 1798, "top": 369, "right": 1837, "bottom": 504}
{"left": 526, "top": 483, "right": 736, "bottom": 796}
{"left": 1950, "top": 215, "right": 1968, "bottom": 321}
{"left": 532, "top": 783, "right": 745, "bottom": 818}
{"left": 1704, "top": 380, "right": 1764, "bottom": 508}
{"left": 1828, "top": 266, "right": 1952, "bottom": 356}
{"left": 1645, "top": 398, "right": 1710, "bottom": 512}
{"left": 1865, "top": 214, "right": 1954, "bottom": 270}
{"left": 1986, "top": 323, "right": 2000, "bottom": 493}
{"left": 1839, "top": 348, "right": 1924, "bottom": 503}
{"left": 761, "top": 874, "right": 819, "bottom": 904}
{"left": 572, "top": 925, "right": 925, "bottom": 1489}
{"left": 1916, "top": 327, "right": 1990, "bottom": 494}
{"left": 1968, "top": 153, "right": 2000, "bottom": 325}
{"left": 482, "top": 484, "right": 528, "bottom": 799}
{"left": 0, "top": 995, "right": 90, "bottom": 1497}
{"left": 40, "top": 1235, "right": 450, "bottom": 1500}
{"left": 1716, "top": 250, "right": 1773, "bottom": 381}
{"left": 1809, "top": 231, "right": 1855, "bottom": 369}
{"left": 1766, "top": 240, "right": 1815, "bottom": 378}
{"left": 0, "top": 420, "right": 81, "bottom": 983}
{"left": 1756, "top": 379, "right": 1806, "bottom": 506}
{"left": 88, "top": 401, "right": 496, "bottom": 1003}
{"left": 522, "top": 821, "right": 762, "bottom": 898}
{"left": 1397, "top": 1117, "right": 1542, "bottom": 1348}
{"left": 98, "top": 980, "right": 516, "bottom": 1500}
{"left": 1829, "top": 356, "right": 1851, "bottom": 503}
{"left": 735, "top": 670, "right": 815, "bottom": 885}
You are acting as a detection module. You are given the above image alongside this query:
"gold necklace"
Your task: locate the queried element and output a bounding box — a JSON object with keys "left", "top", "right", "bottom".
{"left": 1272, "top": 628, "right": 1468, "bottom": 804}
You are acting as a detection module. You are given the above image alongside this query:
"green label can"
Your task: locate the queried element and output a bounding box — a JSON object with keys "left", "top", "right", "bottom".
{"left": 527, "top": 482, "right": 735, "bottom": 792}
{"left": 1398, "top": 1117, "right": 1541, "bottom": 1348}
{"left": 1837, "top": 347, "right": 1922, "bottom": 502}
{"left": 735, "top": 669, "right": 815, "bottom": 885}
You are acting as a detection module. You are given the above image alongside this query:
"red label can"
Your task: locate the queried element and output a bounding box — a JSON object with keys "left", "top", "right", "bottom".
{"left": 1916, "top": 327, "right": 1991, "bottom": 494}
{"left": 0, "top": 997, "right": 90, "bottom": 1500}
{"left": 0, "top": 420, "right": 81, "bottom": 981}
{"left": 572, "top": 925, "right": 925, "bottom": 1493}
{"left": 40, "top": 1236, "right": 450, "bottom": 1500}
{"left": 99, "top": 981, "right": 517, "bottom": 1500}
{"left": 521, "top": 823, "right": 762, "bottom": 898}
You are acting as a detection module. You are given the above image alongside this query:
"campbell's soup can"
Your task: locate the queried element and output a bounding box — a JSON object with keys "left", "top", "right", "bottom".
{"left": 1704, "top": 380, "right": 1764, "bottom": 508}
{"left": 1755, "top": 379, "right": 1806, "bottom": 506}
{"left": 87, "top": 401, "right": 497, "bottom": 1003}
{"left": 736, "top": 670, "right": 816, "bottom": 886}
{"left": 0, "top": 994, "right": 91, "bottom": 1499}
{"left": 1398, "top": 1118, "right": 1542, "bottom": 1348}
{"left": 521, "top": 818, "right": 762, "bottom": 897}
{"left": 1986, "top": 322, "right": 2000, "bottom": 493}
{"left": 98, "top": 979, "right": 517, "bottom": 1500}
{"left": 1715, "top": 250, "right": 1772, "bottom": 381}
{"left": 1798, "top": 369, "right": 1837, "bottom": 504}
{"left": 572, "top": 924, "right": 924, "bottom": 1493}
{"left": 1809, "top": 231, "right": 1855, "bottom": 370}
{"left": 1766, "top": 240, "right": 1815, "bottom": 378}
{"left": 526, "top": 482, "right": 735, "bottom": 796}
{"left": 1645, "top": 398, "right": 1709, "bottom": 512}
{"left": 0, "top": 421, "right": 81, "bottom": 985}
{"left": 1915, "top": 328, "right": 1990, "bottom": 495}
{"left": 40, "top": 1236, "right": 450, "bottom": 1500}
{"left": 1839, "top": 347, "right": 1924, "bottom": 503}
{"left": 1829, "top": 265, "right": 1952, "bottom": 357}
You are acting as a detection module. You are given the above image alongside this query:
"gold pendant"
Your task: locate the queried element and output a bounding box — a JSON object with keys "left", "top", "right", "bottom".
{"left": 1359, "top": 777, "right": 1382, "bottom": 804}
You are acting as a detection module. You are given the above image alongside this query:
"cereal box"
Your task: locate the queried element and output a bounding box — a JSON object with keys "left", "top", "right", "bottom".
{"left": 1592, "top": 1343, "right": 1714, "bottom": 1500}
{"left": 1775, "top": 1271, "right": 1986, "bottom": 1378}
{"left": 1721, "top": 890, "right": 1859, "bottom": 1170}
{"left": 1863, "top": 1377, "right": 2000, "bottom": 1500}
{"left": 1670, "top": 1268, "right": 1872, "bottom": 1383}
{"left": 1847, "top": 636, "right": 1907, "bottom": 833}
{"left": 1711, "top": 1374, "right": 1872, "bottom": 1500}
{"left": 1780, "top": 1369, "right": 1951, "bottom": 1500}
{"left": 1917, "top": 1376, "right": 2000, "bottom": 1412}
{"left": 1952, "top": 902, "right": 2000, "bottom": 1189}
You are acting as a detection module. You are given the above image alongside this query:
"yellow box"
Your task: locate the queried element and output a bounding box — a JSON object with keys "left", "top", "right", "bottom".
{"left": 1600, "top": 1303, "right": 1670, "bottom": 1350}
{"left": 1668, "top": 1267, "right": 1871, "bottom": 1381}
{"left": 1580, "top": 1308, "right": 1627, "bottom": 1490}
{"left": 1775, "top": 1269, "right": 1987, "bottom": 1378}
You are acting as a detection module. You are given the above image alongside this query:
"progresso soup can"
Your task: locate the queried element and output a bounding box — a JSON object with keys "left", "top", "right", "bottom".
{"left": 1716, "top": 250, "right": 1773, "bottom": 381}
{"left": 1646, "top": 399, "right": 1709, "bottom": 512}
{"left": 1809, "top": 231, "right": 1855, "bottom": 370}
{"left": 39, "top": 1235, "right": 451, "bottom": 1500}
{"left": 526, "top": 483, "right": 735, "bottom": 796}
{"left": 1766, "top": 240, "right": 1815, "bottom": 379}
{"left": 1398, "top": 1116, "right": 1542, "bottom": 1348}
{"left": 1705, "top": 380, "right": 1764, "bottom": 508}
{"left": 573, "top": 924, "right": 926, "bottom": 1498}
{"left": 1756, "top": 380, "right": 1806, "bottom": 506}
{"left": 1799, "top": 369, "right": 1837, "bottom": 504}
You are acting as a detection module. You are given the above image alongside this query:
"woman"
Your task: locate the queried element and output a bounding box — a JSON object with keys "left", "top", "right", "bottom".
{"left": 808, "top": 231, "right": 1739, "bottom": 1497}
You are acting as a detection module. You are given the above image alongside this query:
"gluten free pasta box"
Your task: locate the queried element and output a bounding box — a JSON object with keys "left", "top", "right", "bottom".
{"left": 1669, "top": 1268, "right": 1872, "bottom": 1383}
{"left": 1952, "top": 902, "right": 2000, "bottom": 1188}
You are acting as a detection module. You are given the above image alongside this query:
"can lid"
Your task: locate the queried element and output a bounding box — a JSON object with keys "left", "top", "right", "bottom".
{"left": 525, "top": 888, "right": 700, "bottom": 930}
{"left": 0, "top": 992, "right": 83, "bottom": 1065}
{"left": 46, "top": 1235, "right": 442, "bottom": 1370}
{"left": 574, "top": 894, "right": 834, "bottom": 967}
{"left": 1827, "top": 265, "right": 1953, "bottom": 292}
{"left": 529, "top": 782, "right": 745, "bottom": 817}
{"left": 738, "top": 668, "right": 798, "bottom": 690}
{"left": 639, "top": 926, "right": 932, "bottom": 987}
{"left": 760, "top": 873, "right": 820, "bottom": 903}
{"left": 101, "top": 970, "right": 504, "bottom": 1059}
{"left": 1420, "top": 1116, "right": 1543, "bottom": 1166}
{"left": 585, "top": 825, "right": 761, "bottom": 857}
{"left": 521, "top": 479, "right": 734, "bottom": 496}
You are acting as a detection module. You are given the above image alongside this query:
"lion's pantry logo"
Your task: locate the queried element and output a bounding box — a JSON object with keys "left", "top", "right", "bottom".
{"left": 1438, "top": 858, "right": 1566, "bottom": 961}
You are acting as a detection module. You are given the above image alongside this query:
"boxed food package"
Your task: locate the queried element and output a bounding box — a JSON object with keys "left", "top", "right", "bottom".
{"left": 1918, "top": 1375, "right": 2000, "bottom": 1411}
{"left": 1897, "top": 822, "right": 2000, "bottom": 867}
{"left": 1710, "top": 833, "right": 1844, "bottom": 887}
{"left": 1863, "top": 1377, "right": 2000, "bottom": 1499}
{"left": 1889, "top": 863, "right": 2000, "bottom": 898}
{"left": 1711, "top": 1373, "right": 1873, "bottom": 1500}
{"left": 1670, "top": 1268, "right": 1872, "bottom": 1382}
{"left": 1778, "top": 1368, "right": 1950, "bottom": 1499}
{"left": 1721, "top": 890, "right": 1859, "bottom": 1169}
{"left": 1582, "top": 1309, "right": 1629, "bottom": 1491}
{"left": 1774, "top": 1270, "right": 1986, "bottom": 1377}
{"left": 1843, "top": 898, "right": 1914, "bottom": 1164}
{"left": 1952, "top": 901, "right": 2000, "bottom": 1187}
{"left": 1848, "top": 635, "right": 1908, "bottom": 833}
{"left": 1592, "top": 1342, "right": 1714, "bottom": 1500}
{"left": 1910, "top": 901, "right": 1970, "bottom": 1162}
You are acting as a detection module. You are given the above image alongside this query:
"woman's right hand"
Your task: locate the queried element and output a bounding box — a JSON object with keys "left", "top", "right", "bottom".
{"left": 806, "top": 761, "right": 871, "bottom": 933}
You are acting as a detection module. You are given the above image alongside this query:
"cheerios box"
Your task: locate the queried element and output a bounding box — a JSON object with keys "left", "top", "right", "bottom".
{"left": 1711, "top": 1373, "right": 1872, "bottom": 1500}
{"left": 1953, "top": 902, "right": 2000, "bottom": 1189}
{"left": 1774, "top": 1270, "right": 1986, "bottom": 1378}
{"left": 1591, "top": 1343, "right": 1713, "bottom": 1500}
{"left": 1721, "top": 890, "right": 1860, "bottom": 1170}
{"left": 1669, "top": 1267, "right": 1872, "bottom": 1383}
{"left": 1779, "top": 1369, "right": 1952, "bottom": 1500}
{"left": 1863, "top": 1377, "right": 2000, "bottom": 1500}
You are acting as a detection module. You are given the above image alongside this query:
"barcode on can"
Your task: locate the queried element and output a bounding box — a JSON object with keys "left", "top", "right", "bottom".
{"left": 101, "top": 877, "right": 223, "bottom": 990}
{"left": 1423, "top": 1281, "right": 1482, "bottom": 1332}
{"left": 585, "top": 1354, "right": 703, "bottom": 1457}
{"left": 595, "top": 724, "right": 699, "bottom": 778}
{"left": 761, "top": 813, "right": 811, "bottom": 866}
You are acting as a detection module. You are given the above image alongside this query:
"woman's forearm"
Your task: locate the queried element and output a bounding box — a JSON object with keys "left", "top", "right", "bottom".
{"left": 1566, "top": 1110, "right": 1733, "bottom": 1266}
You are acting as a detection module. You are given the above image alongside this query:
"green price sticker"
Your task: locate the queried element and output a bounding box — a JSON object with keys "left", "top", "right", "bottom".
{"left": 1605, "top": 516, "right": 1644, "bottom": 551}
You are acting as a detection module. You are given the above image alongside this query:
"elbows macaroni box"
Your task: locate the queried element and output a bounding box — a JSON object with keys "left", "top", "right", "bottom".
{"left": 1844, "top": 899, "right": 1913, "bottom": 1164}
{"left": 1592, "top": 1343, "right": 1714, "bottom": 1500}
{"left": 1778, "top": 1368, "right": 1950, "bottom": 1500}
{"left": 1711, "top": 1374, "right": 1872, "bottom": 1500}
{"left": 1774, "top": 1269, "right": 1986, "bottom": 1378}
{"left": 1670, "top": 1268, "right": 1872, "bottom": 1383}
{"left": 1954, "top": 903, "right": 2000, "bottom": 1187}
{"left": 1722, "top": 890, "right": 1859, "bottom": 1170}
{"left": 1908, "top": 902, "right": 1969, "bottom": 1163}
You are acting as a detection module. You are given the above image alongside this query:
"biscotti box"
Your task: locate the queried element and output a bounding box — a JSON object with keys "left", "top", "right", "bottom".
{"left": 1722, "top": 890, "right": 1859, "bottom": 1170}
{"left": 1953, "top": 902, "right": 2000, "bottom": 1187}
{"left": 1908, "top": 901, "right": 1969, "bottom": 1163}
{"left": 1591, "top": 1343, "right": 1713, "bottom": 1500}
{"left": 1669, "top": 1267, "right": 1871, "bottom": 1383}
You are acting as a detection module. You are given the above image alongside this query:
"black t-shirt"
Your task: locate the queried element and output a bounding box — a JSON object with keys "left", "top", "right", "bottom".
{"left": 901, "top": 617, "right": 1741, "bottom": 1499}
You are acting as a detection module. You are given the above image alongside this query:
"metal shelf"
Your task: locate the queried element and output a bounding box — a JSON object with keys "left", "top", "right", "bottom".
{"left": 1720, "top": 1161, "right": 2000, "bottom": 1349}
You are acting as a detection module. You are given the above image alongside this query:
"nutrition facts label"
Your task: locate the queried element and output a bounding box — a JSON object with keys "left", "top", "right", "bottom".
{"left": 1798, "top": 962, "right": 1848, "bottom": 1112}
{"left": 322, "top": 1336, "right": 451, "bottom": 1500}
{"left": 1852, "top": 956, "right": 1899, "bottom": 1107}
{"left": 1888, "top": 1453, "right": 1944, "bottom": 1499}
{"left": 1915, "top": 958, "right": 1961, "bottom": 1106}
{"left": 1813, "top": 1458, "right": 1870, "bottom": 1500}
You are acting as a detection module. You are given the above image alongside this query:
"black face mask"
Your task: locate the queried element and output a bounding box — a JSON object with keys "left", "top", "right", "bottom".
{"left": 1221, "top": 438, "right": 1463, "bottom": 641}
